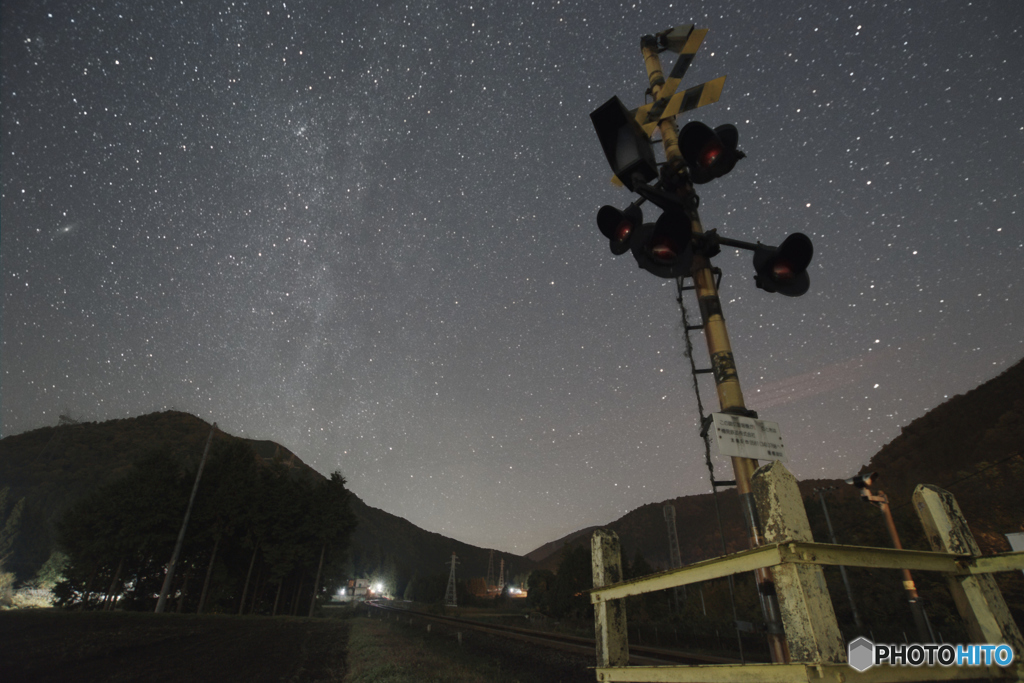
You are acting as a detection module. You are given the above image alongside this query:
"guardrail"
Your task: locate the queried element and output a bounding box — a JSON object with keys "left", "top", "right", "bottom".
{"left": 589, "top": 462, "right": 1024, "bottom": 682}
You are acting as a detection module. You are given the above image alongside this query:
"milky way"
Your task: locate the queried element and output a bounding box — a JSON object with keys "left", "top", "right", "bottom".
{"left": 3, "top": 1, "right": 1022, "bottom": 554}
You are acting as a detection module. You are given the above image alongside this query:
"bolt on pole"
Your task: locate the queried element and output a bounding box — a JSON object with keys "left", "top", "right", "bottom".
{"left": 638, "top": 34, "right": 790, "bottom": 664}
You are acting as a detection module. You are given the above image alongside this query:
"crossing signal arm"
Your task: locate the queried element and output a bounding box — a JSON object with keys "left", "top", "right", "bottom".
{"left": 752, "top": 232, "right": 813, "bottom": 297}
{"left": 698, "top": 230, "right": 814, "bottom": 297}
{"left": 596, "top": 204, "right": 815, "bottom": 294}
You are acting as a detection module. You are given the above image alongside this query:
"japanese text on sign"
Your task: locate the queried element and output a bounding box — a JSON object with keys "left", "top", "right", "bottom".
{"left": 710, "top": 413, "right": 787, "bottom": 462}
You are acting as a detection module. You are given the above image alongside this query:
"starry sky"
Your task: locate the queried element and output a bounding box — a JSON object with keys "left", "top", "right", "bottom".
{"left": 3, "top": 1, "right": 1022, "bottom": 555}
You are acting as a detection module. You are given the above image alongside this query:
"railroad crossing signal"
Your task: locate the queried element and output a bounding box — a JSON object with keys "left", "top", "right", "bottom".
{"left": 631, "top": 213, "right": 693, "bottom": 279}
{"left": 596, "top": 204, "right": 692, "bottom": 278}
{"left": 589, "top": 23, "right": 814, "bottom": 295}
{"left": 752, "top": 232, "right": 813, "bottom": 297}
{"left": 596, "top": 203, "right": 642, "bottom": 255}
{"left": 587, "top": 22, "right": 822, "bottom": 666}
{"left": 679, "top": 121, "right": 745, "bottom": 184}
{"left": 598, "top": 177, "right": 699, "bottom": 279}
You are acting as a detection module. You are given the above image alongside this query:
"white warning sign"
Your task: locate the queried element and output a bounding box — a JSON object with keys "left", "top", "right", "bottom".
{"left": 710, "top": 413, "right": 787, "bottom": 463}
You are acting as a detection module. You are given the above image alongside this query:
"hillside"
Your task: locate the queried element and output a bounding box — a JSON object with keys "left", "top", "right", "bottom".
{"left": 524, "top": 526, "right": 599, "bottom": 563}
{"left": 856, "top": 358, "right": 1024, "bottom": 551}
{"left": 529, "top": 357, "right": 1024, "bottom": 569}
{"left": 5, "top": 356, "right": 1022, "bottom": 592}
{"left": 528, "top": 487, "right": 752, "bottom": 573}
{"left": 0, "top": 412, "right": 319, "bottom": 525}
{"left": 348, "top": 494, "right": 533, "bottom": 585}
{"left": 0, "top": 411, "right": 532, "bottom": 584}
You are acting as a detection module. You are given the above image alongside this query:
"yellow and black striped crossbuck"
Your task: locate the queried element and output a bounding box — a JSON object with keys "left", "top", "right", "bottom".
{"left": 609, "top": 24, "right": 727, "bottom": 186}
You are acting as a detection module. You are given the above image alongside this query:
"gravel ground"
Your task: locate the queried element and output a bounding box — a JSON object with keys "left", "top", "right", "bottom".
{"left": 0, "top": 609, "right": 350, "bottom": 683}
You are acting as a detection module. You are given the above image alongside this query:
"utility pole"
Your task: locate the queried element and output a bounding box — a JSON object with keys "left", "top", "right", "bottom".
{"left": 444, "top": 552, "right": 459, "bottom": 608}
{"left": 663, "top": 504, "right": 683, "bottom": 571}
{"left": 662, "top": 503, "right": 685, "bottom": 610}
{"left": 813, "top": 486, "right": 863, "bottom": 629}
{"left": 638, "top": 35, "right": 789, "bottom": 663}
{"left": 156, "top": 422, "right": 217, "bottom": 613}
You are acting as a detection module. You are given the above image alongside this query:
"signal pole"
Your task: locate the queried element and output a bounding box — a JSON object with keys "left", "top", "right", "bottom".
{"left": 865, "top": 489, "right": 931, "bottom": 642}
{"left": 638, "top": 35, "right": 790, "bottom": 663}
{"left": 846, "top": 472, "right": 931, "bottom": 642}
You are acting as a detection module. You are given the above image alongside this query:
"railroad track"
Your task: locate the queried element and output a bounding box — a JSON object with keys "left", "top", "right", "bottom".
{"left": 365, "top": 600, "right": 741, "bottom": 667}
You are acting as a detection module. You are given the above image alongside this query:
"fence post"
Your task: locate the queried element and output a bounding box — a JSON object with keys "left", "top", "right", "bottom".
{"left": 751, "top": 461, "right": 846, "bottom": 663}
{"left": 913, "top": 484, "right": 1024, "bottom": 656}
{"left": 592, "top": 529, "right": 629, "bottom": 668}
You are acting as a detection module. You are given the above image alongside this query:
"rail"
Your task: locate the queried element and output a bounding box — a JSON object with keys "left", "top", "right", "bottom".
{"left": 364, "top": 600, "right": 739, "bottom": 667}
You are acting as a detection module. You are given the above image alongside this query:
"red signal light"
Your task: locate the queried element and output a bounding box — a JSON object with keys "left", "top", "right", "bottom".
{"left": 650, "top": 241, "right": 678, "bottom": 264}
{"left": 615, "top": 220, "right": 633, "bottom": 244}
{"left": 771, "top": 262, "right": 794, "bottom": 281}
{"left": 699, "top": 141, "right": 723, "bottom": 169}
{"left": 649, "top": 233, "right": 686, "bottom": 264}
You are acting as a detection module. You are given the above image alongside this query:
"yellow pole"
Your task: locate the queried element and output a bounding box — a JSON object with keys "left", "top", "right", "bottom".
{"left": 639, "top": 34, "right": 789, "bottom": 663}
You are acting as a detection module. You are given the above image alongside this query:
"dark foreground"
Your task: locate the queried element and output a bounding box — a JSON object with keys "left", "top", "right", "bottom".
{"left": 0, "top": 610, "right": 349, "bottom": 683}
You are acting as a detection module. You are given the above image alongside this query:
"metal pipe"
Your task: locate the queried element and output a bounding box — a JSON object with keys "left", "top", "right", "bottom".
{"left": 874, "top": 490, "right": 933, "bottom": 642}
{"left": 713, "top": 234, "right": 761, "bottom": 251}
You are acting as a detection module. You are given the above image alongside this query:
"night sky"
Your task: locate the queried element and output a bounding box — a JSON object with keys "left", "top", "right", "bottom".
{"left": 3, "top": 1, "right": 1022, "bottom": 555}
